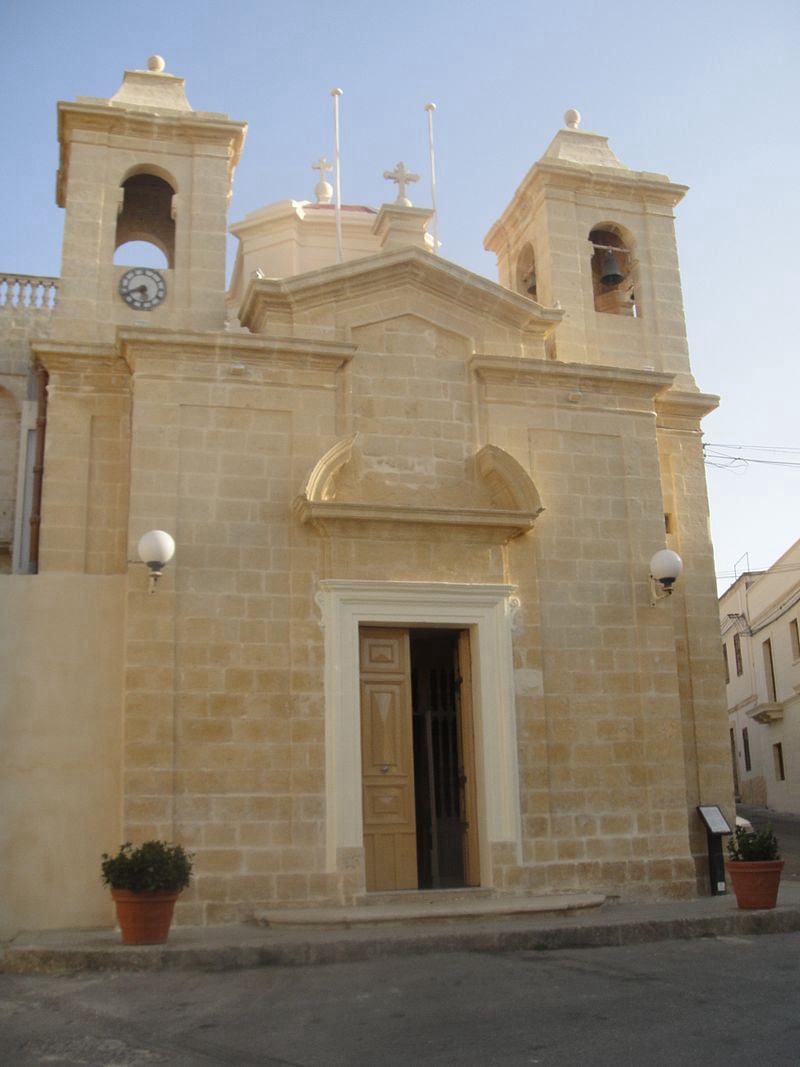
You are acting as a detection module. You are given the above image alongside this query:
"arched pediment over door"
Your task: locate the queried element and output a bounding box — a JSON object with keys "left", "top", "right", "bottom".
{"left": 295, "top": 437, "right": 544, "bottom": 544}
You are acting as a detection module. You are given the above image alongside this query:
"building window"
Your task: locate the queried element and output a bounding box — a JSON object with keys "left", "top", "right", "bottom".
{"left": 763, "top": 638, "right": 777, "bottom": 703}
{"left": 722, "top": 643, "right": 730, "bottom": 684}
{"left": 773, "top": 742, "right": 786, "bottom": 782}
{"left": 743, "top": 727, "right": 751, "bottom": 772}
{"left": 733, "top": 632, "right": 743, "bottom": 676}
{"left": 790, "top": 618, "right": 800, "bottom": 661}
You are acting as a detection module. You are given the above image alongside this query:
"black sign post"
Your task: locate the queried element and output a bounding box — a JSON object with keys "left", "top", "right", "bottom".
{"left": 697, "top": 805, "right": 733, "bottom": 895}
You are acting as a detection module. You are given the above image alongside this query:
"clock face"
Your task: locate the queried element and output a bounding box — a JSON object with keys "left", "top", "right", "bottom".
{"left": 118, "top": 267, "right": 167, "bottom": 310}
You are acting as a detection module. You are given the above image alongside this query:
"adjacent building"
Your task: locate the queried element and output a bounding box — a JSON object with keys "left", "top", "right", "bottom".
{"left": 722, "top": 539, "right": 800, "bottom": 812}
{"left": 0, "top": 58, "right": 730, "bottom": 937}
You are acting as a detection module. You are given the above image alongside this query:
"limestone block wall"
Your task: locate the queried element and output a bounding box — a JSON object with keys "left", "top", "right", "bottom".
{"left": 118, "top": 284, "right": 727, "bottom": 921}
{"left": 116, "top": 301, "right": 556, "bottom": 923}
{"left": 344, "top": 315, "right": 479, "bottom": 505}
{"left": 472, "top": 359, "right": 704, "bottom": 899}
{"left": 3, "top": 279, "right": 726, "bottom": 928}
{"left": 119, "top": 333, "right": 352, "bottom": 923}
{"left": 656, "top": 397, "right": 734, "bottom": 883}
{"left": 35, "top": 346, "right": 131, "bottom": 575}
{"left": 0, "top": 574, "right": 124, "bottom": 938}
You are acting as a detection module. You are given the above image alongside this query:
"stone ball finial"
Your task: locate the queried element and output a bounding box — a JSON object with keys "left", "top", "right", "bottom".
{"left": 315, "top": 179, "right": 334, "bottom": 205}
{"left": 148, "top": 55, "right": 166, "bottom": 73}
{"left": 564, "top": 108, "right": 581, "bottom": 130}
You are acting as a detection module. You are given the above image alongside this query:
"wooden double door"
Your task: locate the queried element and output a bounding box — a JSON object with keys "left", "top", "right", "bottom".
{"left": 360, "top": 627, "right": 480, "bottom": 892}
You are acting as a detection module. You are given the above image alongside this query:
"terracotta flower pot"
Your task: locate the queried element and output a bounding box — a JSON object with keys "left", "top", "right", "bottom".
{"left": 725, "top": 859, "right": 784, "bottom": 910}
{"left": 111, "top": 888, "right": 180, "bottom": 944}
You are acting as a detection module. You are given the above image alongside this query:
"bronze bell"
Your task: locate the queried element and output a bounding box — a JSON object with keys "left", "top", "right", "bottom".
{"left": 525, "top": 271, "right": 537, "bottom": 295}
{"left": 600, "top": 249, "right": 624, "bottom": 286}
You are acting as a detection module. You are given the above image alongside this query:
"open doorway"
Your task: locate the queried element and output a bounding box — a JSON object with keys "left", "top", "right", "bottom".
{"left": 360, "top": 626, "right": 479, "bottom": 892}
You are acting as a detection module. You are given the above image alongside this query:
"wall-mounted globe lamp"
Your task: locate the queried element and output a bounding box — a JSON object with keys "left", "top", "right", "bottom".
{"left": 137, "top": 530, "right": 175, "bottom": 594}
{"left": 649, "top": 549, "right": 683, "bottom": 606}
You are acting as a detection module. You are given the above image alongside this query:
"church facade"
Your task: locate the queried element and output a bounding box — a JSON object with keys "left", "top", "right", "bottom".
{"left": 0, "top": 59, "right": 731, "bottom": 936}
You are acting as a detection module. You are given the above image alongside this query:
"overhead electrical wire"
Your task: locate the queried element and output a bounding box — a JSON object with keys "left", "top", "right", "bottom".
{"left": 704, "top": 442, "right": 800, "bottom": 583}
{"left": 704, "top": 442, "right": 800, "bottom": 471}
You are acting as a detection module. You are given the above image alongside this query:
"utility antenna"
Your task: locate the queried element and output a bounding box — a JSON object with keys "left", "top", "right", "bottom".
{"left": 331, "top": 88, "right": 344, "bottom": 263}
{"left": 425, "top": 103, "right": 438, "bottom": 254}
{"left": 733, "top": 552, "right": 751, "bottom": 580}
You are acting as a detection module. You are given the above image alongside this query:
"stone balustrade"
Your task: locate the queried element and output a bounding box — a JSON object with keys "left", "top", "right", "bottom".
{"left": 0, "top": 274, "right": 59, "bottom": 311}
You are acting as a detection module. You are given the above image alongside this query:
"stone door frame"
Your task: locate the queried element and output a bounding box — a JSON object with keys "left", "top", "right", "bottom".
{"left": 317, "top": 579, "right": 522, "bottom": 886}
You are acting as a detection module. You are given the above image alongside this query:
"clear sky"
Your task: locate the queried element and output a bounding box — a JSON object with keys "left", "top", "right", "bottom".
{"left": 3, "top": 0, "right": 798, "bottom": 592}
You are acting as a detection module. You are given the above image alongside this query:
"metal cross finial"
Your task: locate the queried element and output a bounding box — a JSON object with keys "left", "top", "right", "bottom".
{"left": 312, "top": 156, "right": 334, "bottom": 204}
{"left": 383, "top": 161, "right": 420, "bottom": 207}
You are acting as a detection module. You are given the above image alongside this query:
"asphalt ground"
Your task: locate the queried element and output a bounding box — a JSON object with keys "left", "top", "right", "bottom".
{"left": 2, "top": 932, "right": 799, "bottom": 1065}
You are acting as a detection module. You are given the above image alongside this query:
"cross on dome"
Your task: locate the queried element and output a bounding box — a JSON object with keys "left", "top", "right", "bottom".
{"left": 311, "top": 156, "right": 334, "bottom": 204}
{"left": 383, "top": 161, "right": 420, "bottom": 207}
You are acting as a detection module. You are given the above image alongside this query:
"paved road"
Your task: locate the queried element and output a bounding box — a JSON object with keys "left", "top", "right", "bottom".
{"left": 2, "top": 932, "right": 799, "bottom": 1065}
{"left": 738, "top": 804, "right": 800, "bottom": 879}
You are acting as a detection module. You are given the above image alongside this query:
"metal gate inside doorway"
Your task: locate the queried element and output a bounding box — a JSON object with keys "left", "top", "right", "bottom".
{"left": 411, "top": 630, "right": 470, "bottom": 889}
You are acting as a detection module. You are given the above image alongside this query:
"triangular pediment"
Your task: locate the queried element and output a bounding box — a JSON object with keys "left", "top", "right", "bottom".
{"left": 238, "top": 245, "right": 563, "bottom": 340}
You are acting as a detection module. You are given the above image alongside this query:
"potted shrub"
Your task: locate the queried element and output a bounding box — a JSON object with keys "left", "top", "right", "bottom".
{"left": 101, "top": 841, "right": 193, "bottom": 944}
{"left": 725, "top": 823, "right": 783, "bottom": 909}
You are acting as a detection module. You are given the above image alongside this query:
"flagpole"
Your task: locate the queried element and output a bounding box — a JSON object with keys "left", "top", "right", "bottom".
{"left": 331, "top": 88, "right": 344, "bottom": 263}
{"left": 425, "top": 102, "right": 438, "bottom": 254}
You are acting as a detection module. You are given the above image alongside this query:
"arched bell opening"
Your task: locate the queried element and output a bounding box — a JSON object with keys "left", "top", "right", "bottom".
{"left": 114, "top": 173, "right": 176, "bottom": 269}
{"left": 113, "top": 241, "right": 169, "bottom": 269}
{"left": 515, "top": 242, "right": 538, "bottom": 301}
{"left": 589, "top": 224, "right": 638, "bottom": 317}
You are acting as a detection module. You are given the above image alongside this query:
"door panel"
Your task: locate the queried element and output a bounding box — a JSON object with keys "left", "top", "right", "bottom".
{"left": 360, "top": 628, "right": 417, "bottom": 891}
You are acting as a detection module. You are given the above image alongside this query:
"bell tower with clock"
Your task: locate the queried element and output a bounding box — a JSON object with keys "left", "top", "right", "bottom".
{"left": 53, "top": 55, "right": 246, "bottom": 342}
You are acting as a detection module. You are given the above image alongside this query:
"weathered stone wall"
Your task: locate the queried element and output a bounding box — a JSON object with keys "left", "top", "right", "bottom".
{"left": 0, "top": 574, "right": 124, "bottom": 939}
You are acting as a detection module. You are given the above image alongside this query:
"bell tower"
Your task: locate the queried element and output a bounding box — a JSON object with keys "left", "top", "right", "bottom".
{"left": 484, "top": 109, "right": 697, "bottom": 391}
{"left": 54, "top": 55, "right": 246, "bottom": 342}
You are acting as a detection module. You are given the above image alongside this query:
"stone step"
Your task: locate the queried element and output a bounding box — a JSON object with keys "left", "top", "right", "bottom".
{"left": 357, "top": 887, "right": 496, "bottom": 908}
{"left": 253, "top": 892, "right": 607, "bottom": 928}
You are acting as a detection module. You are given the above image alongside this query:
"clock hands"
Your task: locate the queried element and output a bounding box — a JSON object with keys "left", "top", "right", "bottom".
{"left": 119, "top": 268, "right": 166, "bottom": 308}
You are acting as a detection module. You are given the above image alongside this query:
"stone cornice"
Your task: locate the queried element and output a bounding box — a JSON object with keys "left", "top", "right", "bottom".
{"left": 116, "top": 327, "right": 355, "bottom": 375}
{"left": 656, "top": 390, "right": 719, "bottom": 428}
{"left": 485, "top": 160, "right": 687, "bottom": 254}
{"left": 471, "top": 355, "right": 675, "bottom": 401}
{"left": 230, "top": 200, "right": 378, "bottom": 241}
{"left": 56, "top": 101, "right": 247, "bottom": 207}
{"left": 294, "top": 498, "right": 537, "bottom": 543}
{"left": 238, "top": 246, "right": 563, "bottom": 336}
{"left": 534, "top": 159, "right": 687, "bottom": 203}
{"left": 31, "top": 340, "right": 130, "bottom": 394}
{"left": 31, "top": 340, "right": 119, "bottom": 361}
